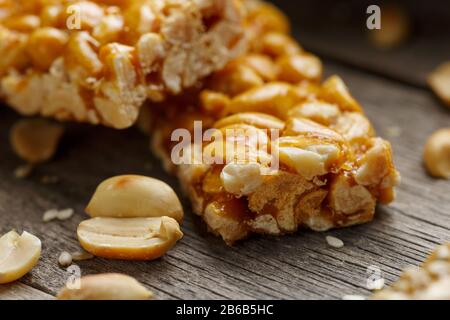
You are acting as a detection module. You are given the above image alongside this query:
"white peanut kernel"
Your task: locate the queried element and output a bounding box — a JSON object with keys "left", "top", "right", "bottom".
{"left": 279, "top": 144, "right": 339, "bottom": 180}
{"left": 423, "top": 129, "right": 450, "bottom": 179}
{"left": 220, "top": 162, "right": 263, "bottom": 196}
{"left": 86, "top": 175, "right": 183, "bottom": 222}
{"left": 57, "top": 273, "right": 153, "bottom": 300}
{"left": 0, "top": 230, "right": 41, "bottom": 284}
{"left": 77, "top": 217, "right": 183, "bottom": 261}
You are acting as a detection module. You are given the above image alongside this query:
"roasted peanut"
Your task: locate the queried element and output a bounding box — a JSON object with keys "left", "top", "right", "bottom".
{"left": 428, "top": 62, "right": 450, "bottom": 107}
{"left": 246, "top": 0, "right": 290, "bottom": 35}
{"left": 424, "top": 128, "right": 450, "bottom": 179}
{"left": 208, "top": 63, "right": 264, "bottom": 97}
{"left": 228, "top": 82, "right": 299, "bottom": 119}
{"left": 239, "top": 54, "right": 278, "bottom": 81}
{"left": 200, "top": 90, "right": 230, "bottom": 115}
{"left": 2, "top": 15, "right": 41, "bottom": 32}
{"left": 355, "top": 138, "right": 398, "bottom": 186}
{"left": 10, "top": 119, "right": 64, "bottom": 163}
{"left": 288, "top": 100, "right": 340, "bottom": 126}
{"left": 278, "top": 143, "right": 341, "bottom": 180}
{"left": 277, "top": 53, "right": 323, "bottom": 83}
{"left": 221, "top": 163, "right": 263, "bottom": 196}
{"left": 77, "top": 217, "right": 183, "bottom": 260}
{"left": 321, "top": 75, "right": 362, "bottom": 112}
{"left": 214, "top": 112, "right": 284, "bottom": 130}
{"left": 258, "top": 32, "right": 301, "bottom": 57}
{"left": 27, "top": 27, "right": 68, "bottom": 71}
{"left": 86, "top": 175, "right": 183, "bottom": 222}
{"left": 65, "top": 32, "right": 103, "bottom": 79}
{"left": 57, "top": 273, "right": 153, "bottom": 300}
{"left": 329, "top": 174, "right": 375, "bottom": 216}
{"left": 0, "top": 230, "right": 41, "bottom": 284}
{"left": 332, "top": 112, "right": 374, "bottom": 144}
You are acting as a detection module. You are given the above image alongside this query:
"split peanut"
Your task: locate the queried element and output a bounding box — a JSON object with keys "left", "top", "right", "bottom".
{"left": 424, "top": 128, "right": 450, "bottom": 179}
{"left": 57, "top": 273, "right": 153, "bottom": 300}
{"left": 428, "top": 62, "right": 450, "bottom": 107}
{"left": 86, "top": 175, "right": 183, "bottom": 222}
{"left": 77, "top": 217, "right": 183, "bottom": 260}
{"left": 0, "top": 230, "right": 41, "bottom": 284}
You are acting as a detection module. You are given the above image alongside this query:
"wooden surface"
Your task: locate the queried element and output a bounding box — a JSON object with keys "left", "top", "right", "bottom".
{"left": 1, "top": 3, "right": 450, "bottom": 300}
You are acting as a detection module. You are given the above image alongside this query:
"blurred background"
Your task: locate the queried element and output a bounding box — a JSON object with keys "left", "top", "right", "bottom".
{"left": 268, "top": 0, "right": 450, "bottom": 87}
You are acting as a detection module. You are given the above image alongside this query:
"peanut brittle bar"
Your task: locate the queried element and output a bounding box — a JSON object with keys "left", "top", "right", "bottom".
{"left": 144, "top": 0, "right": 400, "bottom": 244}
{"left": 0, "top": 0, "right": 246, "bottom": 128}
{"left": 373, "top": 243, "right": 450, "bottom": 300}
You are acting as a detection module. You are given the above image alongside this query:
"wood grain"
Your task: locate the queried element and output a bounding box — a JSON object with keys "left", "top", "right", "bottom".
{"left": 0, "top": 57, "right": 449, "bottom": 299}
{"left": 0, "top": 283, "right": 53, "bottom": 300}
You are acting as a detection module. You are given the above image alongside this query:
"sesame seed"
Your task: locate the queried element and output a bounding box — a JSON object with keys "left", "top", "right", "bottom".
{"left": 326, "top": 236, "right": 344, "bottom": 248}
{"left": 43, "top": 209, "right": 59, "bottom": 222}
{"left": 14, "top": 164, "right": 33, "bottom": 179}
{"left": 57, "top": 208, "right": 74, "bottom": 221}
{"left": 58, "top": 251, "right": 73, "bottom": 267}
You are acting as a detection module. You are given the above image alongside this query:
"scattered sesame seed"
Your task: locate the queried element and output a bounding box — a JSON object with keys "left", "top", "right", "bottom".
{"left": 43, "top": 208, "right": 74, "bottom": 222}
{"left": 58, "top": 251, "right": 73, "bottom": 267}
{"left": 57, "top": 208, "right": 74, "bottom": 221}
{"left": 14, "top": 164, "right": 33, "bottom": 179}
{"left": 368, "top": 278, "right": 385, "bottom": 291}
{"left": 43, "top": 209, "right": 59, "bottom": 222}
{"left": 326, "top": 236, "right": 344, "bottom": 248}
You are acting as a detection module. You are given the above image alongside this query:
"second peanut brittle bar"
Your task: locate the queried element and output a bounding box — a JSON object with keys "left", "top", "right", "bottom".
{"left": 145, "top": 1, "right": 400, "bottom": 244}
{"left": 372, "top": 243, "right": 450, "bottom": 300}
{"left": 0, "top": 0, "right": 246, "bottom": 129}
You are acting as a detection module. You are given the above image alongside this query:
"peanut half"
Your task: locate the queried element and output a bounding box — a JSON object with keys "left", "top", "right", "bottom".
{"left": 77, "top": 217, "right": 183, "bottom": 260}
{"left": 10, "top": 119, "right": 64, "bottom": 163}
{"left": 428, "top": 62, "right": 450, "bottom": 107}
{"left": 0, "top": 230, "right": 41, "bottom": 284}
{"left": 57, "top": 273, "right": 153, "bottom": 300}
{"left": 424, "top": 128, "right": 450, "bottom": 179}
{"left": 86, "top": 175, "right": 183, "bottom": 222}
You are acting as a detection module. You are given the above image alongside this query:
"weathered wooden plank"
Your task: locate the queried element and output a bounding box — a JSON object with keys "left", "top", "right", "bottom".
{"left": 295, "top": 31, "right": 450, "bottom": 89}
{"left": 0, "top": 58, "right": 449, "bottom": 300}
{"left": 0, "top": 283, "right": 53, "bottom": 300}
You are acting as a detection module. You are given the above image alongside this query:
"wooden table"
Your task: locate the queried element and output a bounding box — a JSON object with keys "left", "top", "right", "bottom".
{"left": 1, "top": 1, "right": 449, "bottom": 300}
